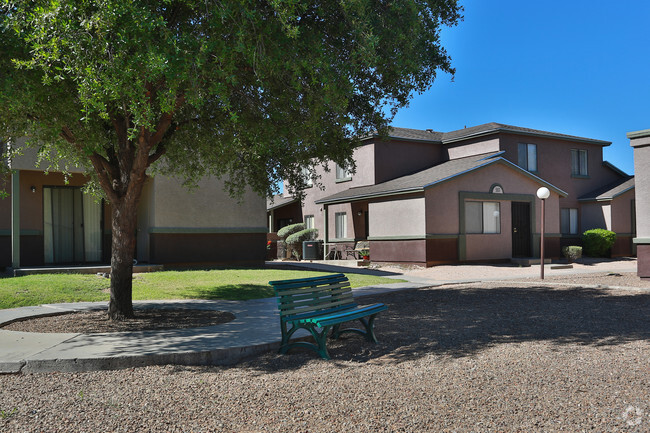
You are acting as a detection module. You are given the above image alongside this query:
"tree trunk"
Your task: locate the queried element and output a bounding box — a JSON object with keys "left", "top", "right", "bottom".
{"left": 107, "top": 199, "right": 139, "bottom": 320}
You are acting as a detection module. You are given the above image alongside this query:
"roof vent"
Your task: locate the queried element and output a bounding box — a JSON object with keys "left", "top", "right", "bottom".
{"left": 426, "top": 129, "right": 434, "bottom": 133}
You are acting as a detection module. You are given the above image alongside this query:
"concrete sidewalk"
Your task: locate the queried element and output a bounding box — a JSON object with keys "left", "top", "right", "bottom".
{"left": 0, "top": 258, "right": 638, "bottom": 374}
{"left": 0, "top": 279, "right": 429, "bottom": 374}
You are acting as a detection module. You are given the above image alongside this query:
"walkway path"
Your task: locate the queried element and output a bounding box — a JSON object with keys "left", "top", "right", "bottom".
{"left": 0, "top": 258, "right": 638, "bottom": 374}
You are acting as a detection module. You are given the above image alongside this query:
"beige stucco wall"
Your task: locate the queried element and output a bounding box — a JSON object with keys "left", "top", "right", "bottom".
{"left": 8, "top": 138, "right": 86, "bottom": 173}
{"left": 632, "top": 140, "right": 650, "bottom": 238}
{"left": 303, "top": 143, "right": 376, "bottom": 240}
{"left": 374, "top": 139, "right": 443, "bottom": 183}
{"left": 498, "top": 133, "right": 622, "bottom": 212}
{"left": 581, "top": 202, "right": 611, "bottom": 231}
{"left": 368, "top": 196, "right": 426, "bottom": 238}
{"left": 424, "top": 161, "right": 561, "bottom": 235}
{"left": 424, "top": 161, "right": 561, "bottom": 260}
{"left": 445, "top": 136, "right": 500, "bottom": 160}
{"left": 610, "top": 189, "right": 635, "bottom": 234}
{"left": 148, "top": 175, "right": 266, "bottom": 229}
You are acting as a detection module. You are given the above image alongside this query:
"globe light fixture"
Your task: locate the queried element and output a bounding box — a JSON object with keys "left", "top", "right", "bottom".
{"left": 536, "top": 187, "right": 550, "bottom": 279}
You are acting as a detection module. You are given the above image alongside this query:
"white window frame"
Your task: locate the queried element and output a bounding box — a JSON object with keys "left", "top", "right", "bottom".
{"left": 571, "top": 149, "right": 588, "bottom": 176}
{"left": 335, "top": 163, "right": 352, "bottom": 182}
{"left": 517, "top": 143, "right": 537, "bottom": 172}
{"left": 301, "top": 167, "right": 313, "bottom": 188}
{"left": 465, "top": 201, "right": 501, "bottom": 234}
{"left": 334, "top": 212, "right": 347, "bottom": 239}
{"left": 304, "top": 215, "right": 314, "bottom": 229}
{"left": 561, "top": 208, "right": 579, "bottom": 235}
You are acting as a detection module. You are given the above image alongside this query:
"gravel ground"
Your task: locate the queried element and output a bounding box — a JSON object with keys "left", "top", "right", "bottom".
{"left": 2, "top": 272, "right": 650, "bottom": 432}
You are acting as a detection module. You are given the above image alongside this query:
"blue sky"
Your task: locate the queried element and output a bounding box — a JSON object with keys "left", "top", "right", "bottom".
{"left": 391, "top": 0, "right": 650, "bottom": 175}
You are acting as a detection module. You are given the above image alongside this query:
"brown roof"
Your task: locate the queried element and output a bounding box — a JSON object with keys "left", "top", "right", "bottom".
{"left": 366, "top": 123, "right": 611, "bottom": 146}
{"left": 266, "top": 195, "right": 299, "bottom": 211}
{"left": 578, "top": 177, "right": 635, "bottom": 201}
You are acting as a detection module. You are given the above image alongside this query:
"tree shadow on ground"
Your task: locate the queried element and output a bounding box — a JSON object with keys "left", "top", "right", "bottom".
{"left": 239, "top": 284, "right": 650, "bottom": 372}
{"left": 184, "top": 284, "right": 274, "bottom": 301}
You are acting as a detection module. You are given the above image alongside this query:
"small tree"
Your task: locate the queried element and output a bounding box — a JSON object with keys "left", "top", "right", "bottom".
{"left": 277, "top": 223, "right": 306, "bottom": 259}
{"left": 286, "top": 228, "right": 318, "bottom": 260}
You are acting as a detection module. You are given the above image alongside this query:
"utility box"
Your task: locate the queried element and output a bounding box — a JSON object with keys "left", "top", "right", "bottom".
{"left": 302, "top": 240, "right": 322, "bottom": 260}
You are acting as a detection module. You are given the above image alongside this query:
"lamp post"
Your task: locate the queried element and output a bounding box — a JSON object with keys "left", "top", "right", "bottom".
{"left": 536, "top": 187, "right": 550, "bottom": 279}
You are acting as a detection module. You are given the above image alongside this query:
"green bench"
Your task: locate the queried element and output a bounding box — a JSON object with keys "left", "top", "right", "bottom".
{"left": 269, "top": 273, "right": 388, "bottom": 359}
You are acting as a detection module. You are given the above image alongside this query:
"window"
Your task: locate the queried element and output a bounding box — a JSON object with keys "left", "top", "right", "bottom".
{"left": 517, "top": 143, "right": 537, "bottom": 172}
{"left": 335, "top": 212, "right": 347, "bottom": 238}
{"left": 304, "top": 215, "right": 314, "bottom": 229}
{"left": 465, "top": 201, "right": 500, "bottom": 234}
{"left": 301, "top": 167, "right": 313, "bottom": 188}
{"left": 571, "top": 149, "right": 588, "bottom": 176}
{"left": 335, "top": 164, "right": 351, "bottom": 181}
{"left": 560, "top": 208, "right": 578, "bottom": 234}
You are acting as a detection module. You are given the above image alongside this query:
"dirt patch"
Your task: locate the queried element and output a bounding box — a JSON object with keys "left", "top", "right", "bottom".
{"left": 2, "top": 308, "right": 235, "bottom": 333}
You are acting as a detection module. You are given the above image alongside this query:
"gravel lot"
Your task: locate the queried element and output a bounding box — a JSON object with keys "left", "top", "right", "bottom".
{"left": 1, "top": 272, "right": 650, "bottom": 432}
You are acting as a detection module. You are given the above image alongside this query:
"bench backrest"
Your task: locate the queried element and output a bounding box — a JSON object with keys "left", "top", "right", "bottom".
{"left": 269, "top": 273, "right": 356, "bottom": 321}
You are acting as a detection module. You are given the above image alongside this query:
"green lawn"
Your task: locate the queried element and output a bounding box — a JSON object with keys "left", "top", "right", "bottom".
{"left": 0, "top": 269, "right": 405, "bottom": 309}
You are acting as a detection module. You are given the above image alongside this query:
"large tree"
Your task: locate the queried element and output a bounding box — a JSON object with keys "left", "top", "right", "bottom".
{"left": 0, "top": 0, "right": 462, "bottom": 319}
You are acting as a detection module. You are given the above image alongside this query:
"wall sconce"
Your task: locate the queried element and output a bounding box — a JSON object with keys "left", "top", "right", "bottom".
{"left": 357, "top": 211, "right": 363, "bottom": 216}
{"left": 30, "top": 186, "right": 36, "bottom": 193}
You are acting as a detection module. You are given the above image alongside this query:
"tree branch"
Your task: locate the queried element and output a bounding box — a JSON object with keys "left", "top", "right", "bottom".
{"left": 149, "top": 94, "right": 186, "bottom": 149}
{"left": 147, "top": 143, "right": 166, "bottom": 166}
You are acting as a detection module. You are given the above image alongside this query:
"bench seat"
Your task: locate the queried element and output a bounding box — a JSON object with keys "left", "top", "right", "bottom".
{"left": 269, "top": 273, "right": 387, "bottom": 359}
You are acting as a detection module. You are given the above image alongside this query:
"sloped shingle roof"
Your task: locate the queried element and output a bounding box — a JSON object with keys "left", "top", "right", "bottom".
{"left": 578, "top": 177, "right": 635, "bottom": 202}
{"left": 368, "top": 123, "right": 611, "bottom": 146}
{"left": 315, "top": 152, "right": 567, "bottom": 204}
{"left": 266, "top": 195, "right": 299, "bottom": 211}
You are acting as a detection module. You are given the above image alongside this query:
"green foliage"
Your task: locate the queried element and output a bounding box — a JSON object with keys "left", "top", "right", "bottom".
{"left": 0, "top": 269, "right": 405, "bottom": 309}
{"left": 285, "top": 228, "right": 318, "bottom": 245}
{"left": 561, "top": 246, "right": 582, "bottom": 262}
{"left": 277, "top": 223, "right": 305, "bottom": 240}
{"left": 0, "top": 408, "right": 17, "bottom": 420}
{"left": 582, "top": 229, "right": 616, "bottom": 257}
{"left": 0, "top": 0, "right": 463, "bottom": 198}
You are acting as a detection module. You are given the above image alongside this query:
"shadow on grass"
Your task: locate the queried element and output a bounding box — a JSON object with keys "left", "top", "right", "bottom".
{"left": 238, "top": 284, "right": 650, "bottom": 372}
{"left": 183, "top": 284, "right": 274, "bottom": 301}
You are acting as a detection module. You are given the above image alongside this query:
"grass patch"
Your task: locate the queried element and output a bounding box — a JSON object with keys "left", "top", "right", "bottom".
{"left": 0, "top": 269, "right": 405, "bottom": 309}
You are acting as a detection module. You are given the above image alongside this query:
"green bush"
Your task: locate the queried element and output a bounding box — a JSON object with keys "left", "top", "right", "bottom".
{"left": 285, "top": 228, "right": 319, "bottom": 245}
{"left": 285, "top": 228, "right": 319, "bottom": 260}
{"left": 277, "top": 223, "right": 305, "bottom": 240}
{"left": 561, "top": 246, "right": 582, "bottom": 262}
{"left": 582, "top": 229, "right": 616, "bottom": 257}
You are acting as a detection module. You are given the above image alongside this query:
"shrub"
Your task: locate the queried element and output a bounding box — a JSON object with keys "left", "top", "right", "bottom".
{"left": 277, "top": 223, "right": 305, "bottom": 240}
{"left": 561, "top": 246, "right": 582, "bottom": 262}
{"left": 582, "top": 229, "right": 616, "bottom": 257}
{"left": 285, "top": 228, "right": 319, "bottom": 260}
{"left": 285, "top": 228, "right": 319, "bottom": 245}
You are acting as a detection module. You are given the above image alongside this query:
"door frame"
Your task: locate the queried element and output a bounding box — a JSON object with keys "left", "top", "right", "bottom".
{"left": 43, "top": 185, "right": 105, "bottom": 264}
{"left": 511, "top": 201, "right": 532, "bottom": 257}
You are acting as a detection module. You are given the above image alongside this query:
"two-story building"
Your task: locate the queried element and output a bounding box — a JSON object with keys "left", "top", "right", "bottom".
{"left": 1, "top": 140, "right": 267, "bottom": 269}
{"left": 268, "top": 123, "right": 635, "bottom": 266}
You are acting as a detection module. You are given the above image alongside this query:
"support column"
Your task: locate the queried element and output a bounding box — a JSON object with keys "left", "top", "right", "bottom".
{"left": 628, "top": 129, "right": 650, "bottom": 278}
{"left": 323, "top": 204, "right": 328, "bottom": 259}
{"left": 11, "top": 170, "right": 20, "bottom": 268}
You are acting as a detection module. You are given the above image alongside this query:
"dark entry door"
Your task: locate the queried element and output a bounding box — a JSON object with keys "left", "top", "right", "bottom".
{"left": 511, "top": 202, "right": 531, "bottom": 257}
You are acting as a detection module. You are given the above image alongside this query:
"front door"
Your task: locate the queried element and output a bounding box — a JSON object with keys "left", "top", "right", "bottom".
{"left": 43, "top": 187, "right": 103, "bottom": 264}
{"left": 511, "top": 201, "right": 531, "bottom": 257}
